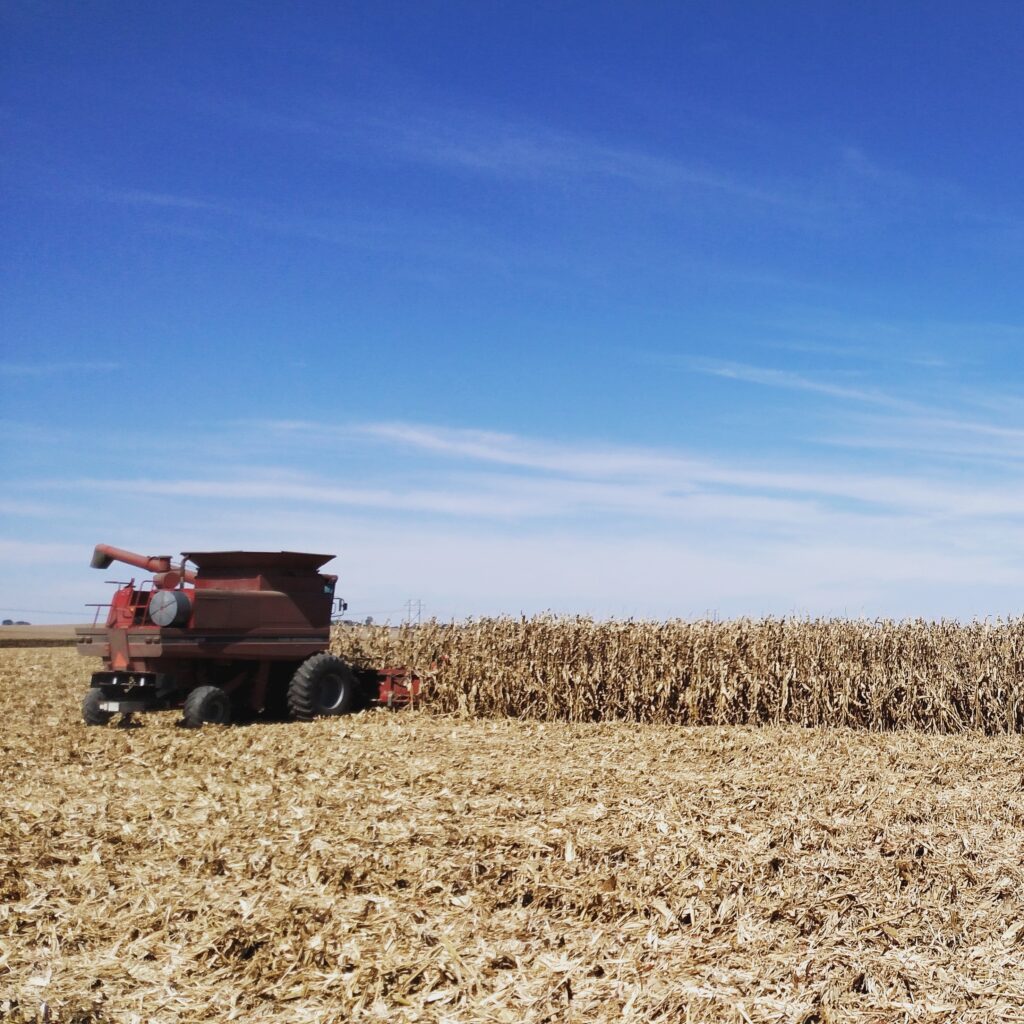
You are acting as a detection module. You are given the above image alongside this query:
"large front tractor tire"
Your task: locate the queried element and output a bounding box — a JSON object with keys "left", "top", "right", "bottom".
{"left": 288, "top": 653, "right": 358, "bottom": 721}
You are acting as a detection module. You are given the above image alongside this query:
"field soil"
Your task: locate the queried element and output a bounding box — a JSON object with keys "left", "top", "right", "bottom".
{"left": 3, "top": 648, "right": 1024, "bottom": 1022}
{"left": 0, "top": 625, "right": 84, "bottom": 648}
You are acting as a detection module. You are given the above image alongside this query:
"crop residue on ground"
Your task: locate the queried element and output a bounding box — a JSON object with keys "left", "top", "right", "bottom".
{"left": 3, "top": 648, "right": 1024, "bottom": 1022}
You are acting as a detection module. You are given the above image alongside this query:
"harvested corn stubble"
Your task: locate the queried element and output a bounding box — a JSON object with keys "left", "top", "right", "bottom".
{"left": 4, "top": 646, "right": 1024, "bottom": 1023}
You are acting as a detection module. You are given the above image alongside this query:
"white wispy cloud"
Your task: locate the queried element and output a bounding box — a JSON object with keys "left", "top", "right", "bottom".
{"left": 27, "top": 411, "right": 1012, "bottom": 533}
{"left": 215, "top": 93, "right": 829, "bottom": 218}
{"left": 213, "top": 97, "right": 1016, "bottom": 238}
{"left": 677, "top": 358, "right": 1024, "bottom": 465}
{"left": 0, "top": 540, "right": 87, "bottom": 564}
{"left": 0, "top": 361, "right": 120, "bottom": 376}
{"left": 760, "top": 310, "right": 1024, "bottom": 362}
{"left": 7, "top": 417, "right": 1024, "bottom": 620}
{"left": 99, "top": 188, "right": 225, "bottom": 212}
{"left": 261, "top": 419, "right": 1024, "bottom": 522}
{"left": 689, "top": 359, "right": 908, "bottom": 408}
{"left": 0, "top": 498, "right": 64, "bottom": 518}
{"left": 820, "top": 414, "right": 1024, "bottom": 466}
{"left": 376, "top": 110, "right": 807, "bottom": 209}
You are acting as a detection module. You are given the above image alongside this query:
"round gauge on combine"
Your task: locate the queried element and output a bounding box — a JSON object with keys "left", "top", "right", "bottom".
{"left": 148, "top": 589, "right": 191, "bottom": 627}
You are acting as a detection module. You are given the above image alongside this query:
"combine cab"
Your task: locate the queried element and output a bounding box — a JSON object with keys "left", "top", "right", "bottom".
{"left": 76, "top": 544, "right": 419, "bottom": 726}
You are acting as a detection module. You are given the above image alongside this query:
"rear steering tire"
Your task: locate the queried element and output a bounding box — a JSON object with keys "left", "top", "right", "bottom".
{"left": 182, "top": 685, "right": 232, "bottom": 727}
{"left": 82, "top": 688, "right": 114, "bottom": 726}
{"left": 288, "top": 654, "right": 358, "bottom": 721}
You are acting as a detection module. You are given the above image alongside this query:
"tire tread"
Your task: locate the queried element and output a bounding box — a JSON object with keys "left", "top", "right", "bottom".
{"left": 287, "top": 653, "right": 356, "bottom": 721}
{"left": 183, "top": 685, "right": 231, "bottom": 727}
{"left": 82, "top": 688, "right": 114, "bottom": 726}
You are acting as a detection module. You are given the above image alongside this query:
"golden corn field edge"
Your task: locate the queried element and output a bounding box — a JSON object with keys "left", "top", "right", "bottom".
{"left": 332, "top": 616, "right": 1024, "bottom": 733}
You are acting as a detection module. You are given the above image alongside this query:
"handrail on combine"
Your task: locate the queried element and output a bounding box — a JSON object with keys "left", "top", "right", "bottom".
{"left": 86, "top": 602, "right": 111, "bottom": 626}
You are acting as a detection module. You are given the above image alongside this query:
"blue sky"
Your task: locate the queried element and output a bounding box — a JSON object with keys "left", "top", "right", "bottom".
{"left": 2, "top": 2, "right": 1023, "bottom": 622}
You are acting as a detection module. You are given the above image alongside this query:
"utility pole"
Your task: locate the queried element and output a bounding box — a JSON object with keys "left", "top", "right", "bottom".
{"left": 404, "top": 598, "right": 423, "bottom": 625}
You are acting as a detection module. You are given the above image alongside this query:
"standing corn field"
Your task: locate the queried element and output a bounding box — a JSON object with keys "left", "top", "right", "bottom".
{"left": 332, "top": 616, "right": 1024, "bottom": 733}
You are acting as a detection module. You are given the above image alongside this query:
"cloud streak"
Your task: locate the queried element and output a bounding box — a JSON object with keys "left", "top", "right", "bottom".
{"left": 259, "top": 419, "right": 1024, "bottom": 523}
{"left": 689, "top": 359, "right": 909, "bottom": 409}
{"left": 214, "top": 93, "right": 834, "bottom": 220}
{"left": 6, "top": 415, "right": 1024, "bottom": 621}
{"left": 373, "top": 109, "right": 808, "bottom": 209}
{"left": 675, "top": 357, "right": 1024, "bottom": 465}
{"left": 0, "top": 361, "right": 120, "bottom": 377}
{"left": 99, "top": 188, "right": 225, "bottom": 212}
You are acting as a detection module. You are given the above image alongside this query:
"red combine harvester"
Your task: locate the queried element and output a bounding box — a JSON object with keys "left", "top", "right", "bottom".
{"left": 75, "top": 544, "right": 419, "bottom": 727}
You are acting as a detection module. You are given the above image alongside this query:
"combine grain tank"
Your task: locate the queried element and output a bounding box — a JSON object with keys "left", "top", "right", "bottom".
{"left": 76, "top": 544, "right": 418, "bottom": 726}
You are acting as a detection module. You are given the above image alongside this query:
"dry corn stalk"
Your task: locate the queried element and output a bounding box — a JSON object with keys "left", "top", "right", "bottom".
{"left": 333, "top": 616, "right": 1024, "bottom": 733}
